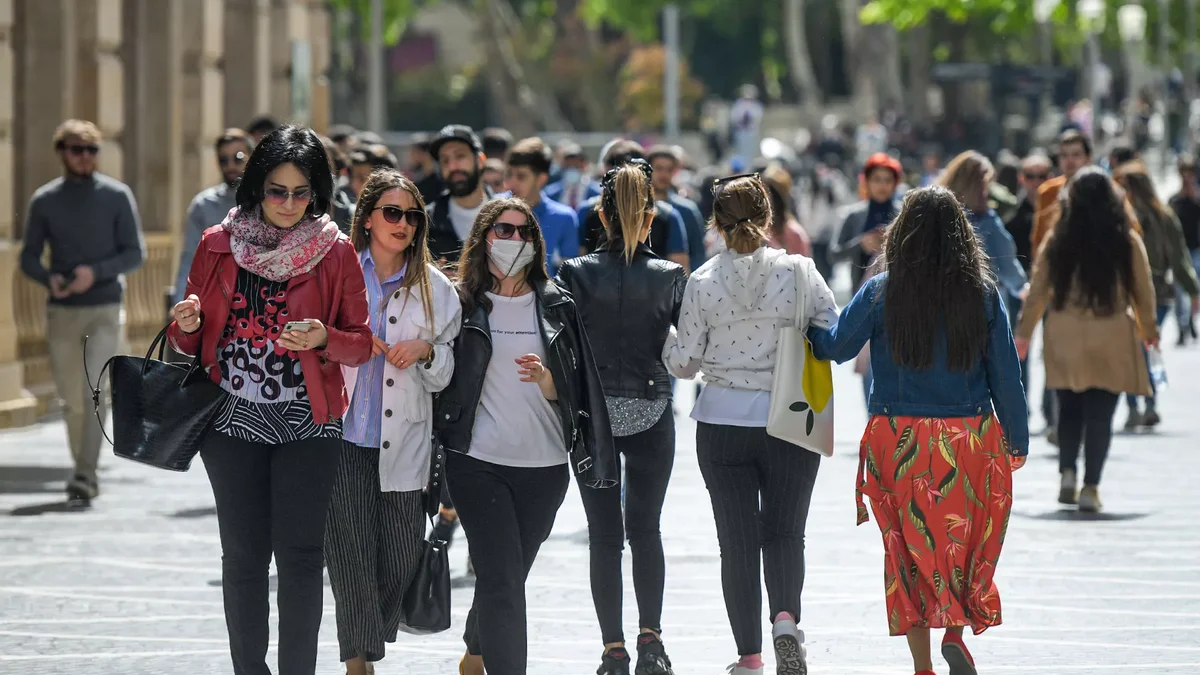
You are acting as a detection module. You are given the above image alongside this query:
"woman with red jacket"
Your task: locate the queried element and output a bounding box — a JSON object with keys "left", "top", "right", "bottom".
{"left": 168, "top": 126, "right": 372, "bottom": 675}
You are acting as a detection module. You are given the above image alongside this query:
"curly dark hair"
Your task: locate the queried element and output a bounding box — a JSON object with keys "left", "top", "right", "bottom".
{"left": 882, "top": 186, "right": 994, "bottom": 372}
{"left": 457, "top": 197, "right": 550, "bottom": 315}
{"left": 1048, "top": 166, "right": 1134, "bottom": 314}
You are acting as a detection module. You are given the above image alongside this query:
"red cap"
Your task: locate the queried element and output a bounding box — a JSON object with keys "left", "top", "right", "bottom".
{"left": 863, "top": 152, "right": 902, "bottom": 179}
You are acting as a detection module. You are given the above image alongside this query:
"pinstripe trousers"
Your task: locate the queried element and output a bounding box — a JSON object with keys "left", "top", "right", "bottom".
{"left": 695, "top": 422, "right": 821, "bottom": 657}
{"left": 325, "top": 442, "right": 425, "bottom": 663}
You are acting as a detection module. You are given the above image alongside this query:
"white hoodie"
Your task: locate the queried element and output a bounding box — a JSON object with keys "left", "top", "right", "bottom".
{"left": 664, "top": 246, "right": 838, "bottom": 423}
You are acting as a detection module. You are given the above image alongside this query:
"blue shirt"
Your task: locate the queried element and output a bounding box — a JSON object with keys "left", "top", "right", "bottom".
{"left": 343, "top": 250, "right": 407, "bottom": 448}
{"left": 971, "top": 209, "right": 1027, "bottom": 309}
{"left": 807, "top": 273, "right": 1029, "bottom": 454}
{"left": 545, "top": 179, "right": 601, "bottom": 209}
{"left": 667, "top": 191, "right": 707, "bottom": 272}
{"left": 532, "top": 192, "right": 581, "bottom": 274}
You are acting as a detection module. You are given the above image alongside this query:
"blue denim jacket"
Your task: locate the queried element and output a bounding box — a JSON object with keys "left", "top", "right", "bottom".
{"left": 807, "top": 273, "right": 1029, "bottom": 455}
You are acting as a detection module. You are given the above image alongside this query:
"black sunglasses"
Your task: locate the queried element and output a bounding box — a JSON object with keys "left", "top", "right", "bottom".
{"left": 491, "top": 221, "right": 533, "bottom": 241}
{"left": 219, "top": 151, "right": 247, "bottom": 167}
{"left": 376, "top": 205, "right": 427, "bottom": 228}
{"left": 66, "top": 144, "right": 99, "bottom": 156}
{"left": 1023, "top": 172, "right": 1049, "bottom": 181}
{"left": 712, "top": 172, "right": 760, "bottom": 196}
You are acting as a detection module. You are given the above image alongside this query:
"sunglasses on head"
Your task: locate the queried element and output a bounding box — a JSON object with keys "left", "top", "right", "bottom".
{"left": 263, "top": 187, "right": 312, "bottom": 205}
{"left": 375, "top": 205, "right": 427, "bottom": 228}
{"left": 66, "top": 144, "right": 99, "bottom": 156}
{"left": 219, "top": 151, "right": 247, "bottom": 167}
{"left": 491, "top": 221, "right": 533, "bottom": 241}
{"left": 712, "top": 172, "right": 760, "bottom": 196}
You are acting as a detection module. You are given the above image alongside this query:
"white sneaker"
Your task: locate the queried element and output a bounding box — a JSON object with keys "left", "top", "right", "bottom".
{"left": 726, "top": 663, "right": 765, "bottom": 675}
{"left": 771, "top": 617, "right": 808, "bottom": 675}
{"left": 1078, "top": 485, "right": 1103, "bottom": 512}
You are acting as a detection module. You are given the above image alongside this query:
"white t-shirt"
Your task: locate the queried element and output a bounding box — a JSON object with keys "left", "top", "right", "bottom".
{"left": 448, "top": 199, "right": 484, "bottom": 244}
{"left": 469, "top": 292, "right": 566, "bottom": 467}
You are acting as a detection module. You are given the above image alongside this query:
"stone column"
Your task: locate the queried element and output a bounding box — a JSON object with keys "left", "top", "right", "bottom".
{"left": 11, "top": 0, "right": 75, "bottom": 415}
{"left": 269, "top": 0, "right": 302, "bottom": 122}
{"left": 308, "top": 0, "right": 331, "bottom": 133}
{"left": 73, "top": 0, "right": 125, "bottom": 178}
{"left": 224, "top": 0, "right": 271, "bottom": 130}
{"left": 0, "top": 0, "right": 38, "bottom": 427}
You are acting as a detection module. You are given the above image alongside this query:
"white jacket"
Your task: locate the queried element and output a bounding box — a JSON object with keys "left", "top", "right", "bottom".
{"left": 663, "top": 247, "right": 838, "bottom": 391}
{"left": 344, "top": 264, "right": 462, "bottom": 492}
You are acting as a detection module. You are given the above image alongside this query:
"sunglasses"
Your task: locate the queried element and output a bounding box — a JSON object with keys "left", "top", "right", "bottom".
{"left": 376, "top": 205, "right": 426, "bottom": 228}
{"left": 66, "top": 144, "right": 99, "bottom": 156}
{"left": 491, "top": 221, "right": 533, "bottom": 241}
{"left": 1023, "top": 172, "right": 1049, "bottom": 181}
{"left": 263, "top": 187, "right": 312, "bottom": 205}
{"left": 219, "top": 151, "right": 247, "bottom": 167}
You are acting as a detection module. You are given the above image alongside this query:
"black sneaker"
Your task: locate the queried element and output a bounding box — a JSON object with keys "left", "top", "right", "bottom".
{"left": 66, "top": 473, "right": 97, "bottom": 508}
{"left": 635, "top": 634, "right": 674, "bottom": 675}
{"left": 597, "top": 647, "right": 631, "bottom": 675}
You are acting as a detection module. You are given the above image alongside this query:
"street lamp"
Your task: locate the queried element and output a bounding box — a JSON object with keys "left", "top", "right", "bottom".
{"left": 1117, "top": 4, "right": 1147, "bottom": 144}
{"left": 1079, "top": 0, "right": 1107, "bottom": 142}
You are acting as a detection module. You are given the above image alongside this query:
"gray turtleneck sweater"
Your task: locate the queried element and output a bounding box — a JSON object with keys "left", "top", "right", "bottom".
{"left": 20, "top": 173, "right": 145, "bottom": 307}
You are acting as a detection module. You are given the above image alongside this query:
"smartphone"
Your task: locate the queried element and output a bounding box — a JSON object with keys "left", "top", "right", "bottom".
{"left": 283, "top": 320, "right": 312, "bottom": 333}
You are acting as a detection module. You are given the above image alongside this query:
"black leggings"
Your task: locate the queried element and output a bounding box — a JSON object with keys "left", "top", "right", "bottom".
{"left": 448, "top": 452, "right": 570, "bottom": 675}
{"left": 578, "top": 406, "right": 675, "bottom": 645}
{"left": 1057, "top": 388, "right": 1120, "bottom": 486}
{"left": 696, "top": 422, "right": 821, "bottom": 657}
{"left": 201, "top": 433, "right": 341, "bottom": 675}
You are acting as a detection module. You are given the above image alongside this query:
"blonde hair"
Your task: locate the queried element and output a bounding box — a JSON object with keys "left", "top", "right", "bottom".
{"left": 53, "top": 119, "right": 102, "bottom": 148}
{"left": 599, "top": 161, "right": 656, "bottom": 264}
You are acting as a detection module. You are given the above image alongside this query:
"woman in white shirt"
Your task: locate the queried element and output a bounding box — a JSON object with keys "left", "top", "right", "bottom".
{"left": 325, "top": 170, "right": 462, "bottom": 675}
{"left": 663, "top": 174, "right": 838, "bottom": 675}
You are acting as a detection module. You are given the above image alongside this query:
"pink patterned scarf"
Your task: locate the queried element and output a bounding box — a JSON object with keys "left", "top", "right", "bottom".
{"left": 220, "top": 207, "right": 341, "bottom": 283}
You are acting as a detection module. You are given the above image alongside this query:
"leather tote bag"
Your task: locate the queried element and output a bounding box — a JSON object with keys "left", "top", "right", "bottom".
{"left": 399, "top": 438, "right": 452, "bottom": 634}
{"left": 766, "top": 255, "right": 836, "bottom": 456}
{"left": 84, "top": 323, "right": 225, "bottom": 472}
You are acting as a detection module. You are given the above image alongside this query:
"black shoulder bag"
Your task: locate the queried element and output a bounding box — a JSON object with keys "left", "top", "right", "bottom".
{"left": 84, "top": 323, "right": 226, "bottom": 471}
{"left": 398, "top": 438, "right": 451, "bottom": 634}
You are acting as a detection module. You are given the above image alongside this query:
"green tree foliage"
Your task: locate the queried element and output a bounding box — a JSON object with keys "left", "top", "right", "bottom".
{"left": 329, "top": 0, "right": 438, "bottom": 45}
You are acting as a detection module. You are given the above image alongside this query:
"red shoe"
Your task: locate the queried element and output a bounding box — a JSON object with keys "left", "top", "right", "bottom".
{"left": 941, "top": 631, "right": 977, "bottom": 675}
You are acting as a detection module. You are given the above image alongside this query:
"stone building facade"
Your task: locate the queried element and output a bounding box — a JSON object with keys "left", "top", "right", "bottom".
{"left": 0, "top": 0, "right": 333, "bottom": 427}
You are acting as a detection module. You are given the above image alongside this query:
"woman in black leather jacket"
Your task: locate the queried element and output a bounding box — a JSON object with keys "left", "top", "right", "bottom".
{"left": 555, "top": 159, "right": 686, "bottom": 675}
{"left": 434, "top": 197, "right": 616, "bottom": 675}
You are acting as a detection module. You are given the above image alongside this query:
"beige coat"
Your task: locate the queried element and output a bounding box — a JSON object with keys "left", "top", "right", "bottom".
{"left": 1017, "top": 232, "right": 1158, "bottom": 397}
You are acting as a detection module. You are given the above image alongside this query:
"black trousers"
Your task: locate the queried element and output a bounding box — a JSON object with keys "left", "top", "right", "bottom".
{"left": 578, "top": 406, "right": 675, "bottom": 644}
{"left": 448, "top": 452, "right": 570, "bottom": 675}
{"left": 325, "top": 442, "right": 425, "bottom": 663}
{"left": 695, "top": 422, "right": 821, "bottom": 657}
{"left": 200, "top": 433, "right": 341, "bottom": 675}
{"left": 1056, "top": 388, "right": 1120, "bottom": 486}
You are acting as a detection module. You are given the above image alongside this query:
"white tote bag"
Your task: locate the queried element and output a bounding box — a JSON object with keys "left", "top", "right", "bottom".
{"left": 766, "top": 255, "right": 835, "bottom": 456}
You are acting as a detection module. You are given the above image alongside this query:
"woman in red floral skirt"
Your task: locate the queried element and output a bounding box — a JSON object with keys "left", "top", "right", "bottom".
{"left": 808, "top": 186, "right": 1028, "bottom": 675}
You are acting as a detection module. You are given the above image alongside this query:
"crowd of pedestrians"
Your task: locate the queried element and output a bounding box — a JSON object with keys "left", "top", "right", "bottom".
{"left": 20, "top": 111, "right": 1196, "bottom": 675}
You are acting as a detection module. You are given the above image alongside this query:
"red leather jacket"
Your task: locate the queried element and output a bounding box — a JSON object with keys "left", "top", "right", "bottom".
{"left": 167, "top": 226, "right": 372, "bottom": 424}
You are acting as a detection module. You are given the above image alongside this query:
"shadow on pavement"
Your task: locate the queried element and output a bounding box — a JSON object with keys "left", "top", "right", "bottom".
{"left": 0, "top": 465, "right": 68, "bottom": 495}
{"left": 1014, "top": 508, "right": 1150, "bottom": 522}
{"left": 10, "top": 500, "right": 92, "bottom": 516}
{"left": 167, "top": 506, "right": 217, "bottom": 519}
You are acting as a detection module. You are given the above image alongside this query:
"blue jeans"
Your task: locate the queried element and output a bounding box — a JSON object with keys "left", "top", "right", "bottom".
{"left": 1126, "top": 304, "right": 1171, "bottom": 412}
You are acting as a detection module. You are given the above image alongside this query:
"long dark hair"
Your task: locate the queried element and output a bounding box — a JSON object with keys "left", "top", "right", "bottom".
{"left": 350, "top": 169, "right": 435, "bottom": 327}
{"left": 457, "top": 197, "right": 550, "bottom": 315}
{"left": 883, "top": 186, "right": 993, "bottom": 372}
{"left": 236, "top": 125, "right": 334, "bottom": 216}
{"left": 1048, "top": 167, "right": 1134, "bottom": 313}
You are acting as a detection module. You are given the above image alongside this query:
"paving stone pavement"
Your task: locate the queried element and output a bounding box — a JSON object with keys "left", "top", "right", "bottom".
{"left": 2, "top": 322, "right": 1200, "bottom": 675}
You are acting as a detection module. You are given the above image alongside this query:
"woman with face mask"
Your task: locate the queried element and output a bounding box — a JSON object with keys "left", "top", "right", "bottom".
{"left": 433, "top": 197, "right": 617, "bottom": 675}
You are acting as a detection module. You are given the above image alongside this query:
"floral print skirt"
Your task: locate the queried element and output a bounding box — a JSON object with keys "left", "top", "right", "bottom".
{"left": 857, "top": 414, "right": 1014, "bottom": 636}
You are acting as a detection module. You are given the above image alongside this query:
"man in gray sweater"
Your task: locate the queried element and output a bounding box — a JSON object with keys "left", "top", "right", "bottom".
{"left": 20, "top": 119, "right": 145, "bottom": 506}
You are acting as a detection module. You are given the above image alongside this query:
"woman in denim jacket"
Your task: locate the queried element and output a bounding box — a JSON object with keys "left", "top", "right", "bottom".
{"left": 808, "top": 186, "right": 1028, "bottom": 675}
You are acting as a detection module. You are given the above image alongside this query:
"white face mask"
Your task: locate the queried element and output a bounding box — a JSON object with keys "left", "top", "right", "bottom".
{"left": 488, "top": 239, "right": 537, "bottom": 278}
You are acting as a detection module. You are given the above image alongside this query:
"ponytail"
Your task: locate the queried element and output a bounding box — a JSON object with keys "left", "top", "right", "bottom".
{"left": 599, "top": 159, "right": 656, "bottom": 265}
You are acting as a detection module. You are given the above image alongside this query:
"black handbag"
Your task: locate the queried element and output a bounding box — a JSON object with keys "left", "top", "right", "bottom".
{"left": 84, "top": 323, "right": 226, "bottom": 472}
{"left": 398, "top": 439, "right": 451, "bottom": 634}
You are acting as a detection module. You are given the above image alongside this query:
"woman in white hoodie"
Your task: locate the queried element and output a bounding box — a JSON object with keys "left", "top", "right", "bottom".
{"left": 325, "top": 170, "right": 462, "bottom": 675}
{"left": 664, "top": 174, "right": 838, "bottom": 675}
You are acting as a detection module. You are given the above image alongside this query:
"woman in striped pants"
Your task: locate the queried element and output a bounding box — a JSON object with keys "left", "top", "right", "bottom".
{"left": 326, "top": 170, "right": 462, "bottom": 674}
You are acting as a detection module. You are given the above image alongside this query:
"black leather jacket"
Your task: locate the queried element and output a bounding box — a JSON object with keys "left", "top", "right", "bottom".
{"left": 555, "top": 242, "right": 686, "bottom": 400}
{"left": 433, "top": 280, "right": 617, "bottom": 488}
{"left": 426, "top": 188, "right": 495, "bottom": 264}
